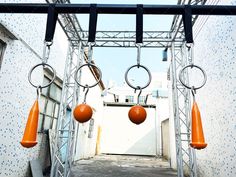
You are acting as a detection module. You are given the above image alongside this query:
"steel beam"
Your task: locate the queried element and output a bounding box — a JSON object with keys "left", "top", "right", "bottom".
{"left": 1, "top": 3, "right": 236, "bottom": 15}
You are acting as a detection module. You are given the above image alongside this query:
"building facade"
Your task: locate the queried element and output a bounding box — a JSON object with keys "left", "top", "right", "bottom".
{"left": 0, "top": 0, "right": 104, "bottom": 176}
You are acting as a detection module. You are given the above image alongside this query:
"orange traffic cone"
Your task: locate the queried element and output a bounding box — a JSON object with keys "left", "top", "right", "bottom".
{"left": 20, "top": 100, "right": 39, "bottom": 148}
{"left": 190, "top": 101, "right": 207, "bottom": 150}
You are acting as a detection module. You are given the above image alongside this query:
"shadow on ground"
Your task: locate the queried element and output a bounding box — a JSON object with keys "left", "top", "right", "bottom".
{"left": 71, "top": 155, "right": 177, "bottom": 177}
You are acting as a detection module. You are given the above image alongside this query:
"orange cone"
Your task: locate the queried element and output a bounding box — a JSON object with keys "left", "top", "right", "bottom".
{"left": 20, "top": 100, "right": 39, "bottom": 148}
{"left": 190, "top": 101, "right": 207, "bottom": 150}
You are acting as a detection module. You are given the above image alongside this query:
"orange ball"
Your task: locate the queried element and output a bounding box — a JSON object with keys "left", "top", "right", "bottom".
{"left": 73, "top": 103, "right": 93, "bottom": 123}
{"left": 128, "top": 105, "right": 147, "bottom": 124}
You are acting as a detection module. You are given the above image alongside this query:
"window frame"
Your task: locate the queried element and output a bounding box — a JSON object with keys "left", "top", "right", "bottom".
{"left": 125, "top": 95, "right": 134, "bottom": 103}
{"left": 38, "top": 74, "right": 62, "bottom": 133}
{"left": 0, "top": 39, "right": 7, "bottom": 70}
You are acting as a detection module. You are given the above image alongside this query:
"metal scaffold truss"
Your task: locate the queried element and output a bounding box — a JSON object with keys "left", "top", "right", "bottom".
{"left": 170, "top": 43, "right": 197, "bottom": 177}
{"left": 50, "top": 42, "right": 83, "bottom": 177}
{"left": 170, "top": 1, "right": 207, "bottom": 177}
{"left": 79, "top": 31, "right": 183, "bottom": 48}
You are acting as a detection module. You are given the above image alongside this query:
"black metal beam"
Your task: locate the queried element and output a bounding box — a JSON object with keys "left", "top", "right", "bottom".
{"left": 1, "top": 4, "right": 236, "bottom": 15}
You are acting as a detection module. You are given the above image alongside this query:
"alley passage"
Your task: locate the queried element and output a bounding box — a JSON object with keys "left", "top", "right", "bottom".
{"left": 71, "top": 155, "right": 177, "bottom": 177}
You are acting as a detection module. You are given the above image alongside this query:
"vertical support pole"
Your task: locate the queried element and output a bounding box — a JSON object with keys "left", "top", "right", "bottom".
{"left": 171, "top": 42, "right": 184, "bottom": 177}
{"left": 64, "top": 41, "right": 83, "bottom": 176}
{"left": 72, "top": 42, "right": 84, "bottom": 163}
{"left": 183, "top": 45, "right": 197, "bottom": 177}
{"left": 50, "top": 41, "right": 82, "bottom": 177}
{"left": 50, "top": 42, "right": 71, "bottom": 177}
{"left": 170, "top": 40, "right": 198, "bottom": 177}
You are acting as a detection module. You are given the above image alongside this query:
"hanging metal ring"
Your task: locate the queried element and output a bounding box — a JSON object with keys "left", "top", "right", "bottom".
{"left": 28, "top": 63, "right": 56, "bottom": 89}
{"left": 125, "top": 64, "right": 152, "bottom": 90}
{"left": 179, "top": 64, "right": 207, "bottom": 90}
{"left": 74, "top": 63, "right": 102, "bottom": 88}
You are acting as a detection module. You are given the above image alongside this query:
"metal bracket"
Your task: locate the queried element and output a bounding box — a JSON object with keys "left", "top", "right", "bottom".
{"left": 183, "top": 5, "right": 193, "bottom": 44}
{"left": 88, "top": 4, "right": 98, "bottom": 42}
{"left": 136, "top": 4, "right": 143, "bottom": 43}
{"left": 45, "top": 4, "right": 58, "bottom": 42}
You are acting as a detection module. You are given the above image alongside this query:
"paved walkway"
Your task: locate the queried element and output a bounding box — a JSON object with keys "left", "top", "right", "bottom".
{"left": 71, "top": 155, "right": 177, "bottom": 177}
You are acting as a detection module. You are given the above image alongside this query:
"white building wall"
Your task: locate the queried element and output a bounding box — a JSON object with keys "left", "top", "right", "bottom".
{"left": 100, "top": 106, "right": 157, "bottom": 156}
{"left": 190, "top": 0, "right": 236, "bottom": 176}
{"left": 167, "top": 1, "right": 236, "bottom": 174}
{"left": 101, "top": 72, "right": 170, "bottom": 156}
{"left": 168, "top": 79, "right": 177, "bottom": 169}
{"left": 0, "top": 1, "right": 66, "bottom": 176}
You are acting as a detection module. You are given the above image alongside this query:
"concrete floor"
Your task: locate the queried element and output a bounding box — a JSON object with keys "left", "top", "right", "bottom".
{"left": 71, "top": 155, "right": 177, "bottom": 177}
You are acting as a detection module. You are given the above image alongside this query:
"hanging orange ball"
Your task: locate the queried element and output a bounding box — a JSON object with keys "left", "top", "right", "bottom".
{"left": 128, "top": 105, "right": 147, "bottom": 124}
{"left": 73, "top": 103, "right": 93, "bottom": 123}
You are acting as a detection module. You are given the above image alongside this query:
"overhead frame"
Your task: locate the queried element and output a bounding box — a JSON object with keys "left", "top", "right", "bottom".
{"left": 1, "top": 3, "right": 236, "bottom": 47}
{"left": 1, "top": 4, "right": 236, "bottom": 15}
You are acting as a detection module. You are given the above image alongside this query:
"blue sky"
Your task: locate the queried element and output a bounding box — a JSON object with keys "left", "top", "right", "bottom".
{"left": 71, "top": 0, "right": 177, "bottom": 86}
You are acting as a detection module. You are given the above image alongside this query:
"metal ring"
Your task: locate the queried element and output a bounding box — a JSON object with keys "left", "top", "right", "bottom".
{"left": 74, "top": 63, "right": 102, "bottom": 88}
{"left": 179, "top": 64, "right": 207, "bottom": 90}
{"left": 28, "top": 63, "right": 56, "bottom": 89}
{"left": 125, "top": 64, "right": 152, "bottom": 90}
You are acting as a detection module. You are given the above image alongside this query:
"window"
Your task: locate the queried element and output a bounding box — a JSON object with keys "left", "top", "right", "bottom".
{"left": 0, "top": 39, "right": 6, "bottom": 70}
{"left": 138, "top": 96, "right": 145, "bottom": 104}
{"left": 38, "top": 74, "right": 62, "bottom": 132}
{"left": 115, "top": 95, "right": 119, "bottom": 102}
{"left": 125, "top": 95, "right": 134, "bottom": 103}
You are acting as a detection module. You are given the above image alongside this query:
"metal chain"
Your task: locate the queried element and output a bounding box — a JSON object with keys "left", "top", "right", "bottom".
{"left": 36, "top": 86, "right": 42, "bottom": 99}
{"left": 186, "top": 43, "right": 197, "bottom": 96}
{"left": 137, "top": 44, "right": 141, "bottom": 67}
{"left": 88, "top": 42, "right": 93, "bottom": 64}
{"left": 186, "top": 43, "right": 194, "bottom": 66}
{"left": 42, "top": 41, "right": 52, "bottom": 64}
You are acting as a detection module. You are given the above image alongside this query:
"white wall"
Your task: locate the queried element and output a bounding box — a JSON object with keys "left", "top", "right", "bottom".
{"left": 0, "top": 0, "right": 67, "bottom": 176}
{"left": 156, "top": 98, "right": 170, "bottom": 156}
{"left": 190, "top": 0, "right": 236, "bottom": 176}
{"left": 100, "top": 106, "right": 157, "bottom": 155}
{"left": 100, "top": 72, "right": 169, "bottom": 157}
{"left": 168, "top": 79, "right": 177, "bottom": 169}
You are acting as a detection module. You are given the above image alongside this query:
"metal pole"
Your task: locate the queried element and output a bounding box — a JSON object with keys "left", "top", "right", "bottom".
{"left": 170, "top": 41, "right": 184, "bottom": 177}
{"left": 183, "top": 45, "right": 197, "bottom": 177}
{"left": 50, "top": 42, "right": 72, "bottom": 177}
{"left": 72, "top": 43, "right": 84, "bottom": 163}
{"left": 63, "top": 41, "right": 83, "bottom": 177}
